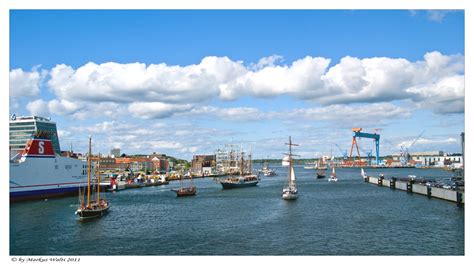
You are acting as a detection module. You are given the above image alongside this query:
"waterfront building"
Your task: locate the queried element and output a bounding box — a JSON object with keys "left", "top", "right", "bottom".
{"left": 110, "top": 148, "right": 121, "bottom": 158}
{"left": 391, "top": 151, "right": 463, "bottom": 167}
{"left": 9, "top": 115, "right": 61, "bottom": 157}
{"left": 191, "top": 155, "right": 216, "bottom": 175}
{"left": 115, "top": 157, "right": 155, "bottom": 173}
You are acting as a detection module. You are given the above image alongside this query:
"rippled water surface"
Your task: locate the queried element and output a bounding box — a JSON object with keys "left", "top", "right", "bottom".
{"left": 10, "top": 166, "right": 464, "bottom": 255}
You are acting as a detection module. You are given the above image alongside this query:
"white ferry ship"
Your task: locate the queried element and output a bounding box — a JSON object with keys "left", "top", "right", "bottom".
{"left": 10, "top": 135, "right": 87, "bottom": 202}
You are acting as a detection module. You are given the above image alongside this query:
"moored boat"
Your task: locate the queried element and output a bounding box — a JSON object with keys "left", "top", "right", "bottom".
{"left": 10, "top": 132, "right": 87, "bottom": 202}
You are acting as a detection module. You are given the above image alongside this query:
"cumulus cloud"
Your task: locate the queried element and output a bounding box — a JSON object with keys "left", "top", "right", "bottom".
{"left": 407, "top": 75, "right": 464, "bottom": 114}
{"left": 26, "top": 99, "right": 50, "bottom": 117}
{"left": 10, "top": 68, "right": 46, "bottom": 97}
{"left": 397, "top": 137, "right": 457, "bottom": 149}
{"left": 48, "top": 56, "right": 246, "bottom": 104}
{"left": 128, "top": 102, "right": 193, "bottom": 119}
{"left": 188, "top": 106, "right": 269, "bottom": 121}
{"left": 15, "top": 51, "right": 463, "bottom": 120}
{"left": 287, "top": 103, "right": 411, "bottom": 124}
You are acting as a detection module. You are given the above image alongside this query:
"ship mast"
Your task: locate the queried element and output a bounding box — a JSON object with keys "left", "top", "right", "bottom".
{"left": 285, "top": 136, "right": 299, "bottom": 185}
{"left": 87, "top": 136, "right": 91, "bottom": 208}
{"left": 240, "top": 151, "right": 244, "bottom": 176}
{"left": 97, "top": 153, "right": 101, "bottom": 203}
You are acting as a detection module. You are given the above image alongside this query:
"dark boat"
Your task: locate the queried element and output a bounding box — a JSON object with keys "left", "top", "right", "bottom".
{"left": 220, "top": 175, "right": 259, "bottom": 189}
{"left": 75, "top": 199, "right": 111, "bottom": 220}
{"left": 316, "top": 171, "right": 326, "bottom": 179}
{"left": 174, "top": 186, "right": 197, "bottom": 197}
{"left": 75, "top": 137, "right": 110, "bottom": 221}
{"left": 172, "top": 172, "right": 197, "bottom": 196}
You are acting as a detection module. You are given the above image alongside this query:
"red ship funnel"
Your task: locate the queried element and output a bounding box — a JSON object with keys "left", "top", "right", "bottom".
{"left": 21, "top": 137, "right": 55, "bottom": 157}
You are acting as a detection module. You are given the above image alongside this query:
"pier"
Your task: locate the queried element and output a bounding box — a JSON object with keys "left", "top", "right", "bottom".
{"left": 363, "top": 175, "right": 464, "bottom": 206}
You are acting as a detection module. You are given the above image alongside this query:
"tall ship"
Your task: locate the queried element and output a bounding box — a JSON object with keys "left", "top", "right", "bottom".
{"left": 9, "top": 116, "right": 87, "bottom": 202}
{"left": 219, "top": 148, "right": 258, "bottom": 189}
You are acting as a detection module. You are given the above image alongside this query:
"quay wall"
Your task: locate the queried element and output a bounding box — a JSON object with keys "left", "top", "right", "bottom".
{"left": 412, "top": 184, "right": 428, "bottom": 195}
{"left": 431, "top": 187, "right": 457, "bottom": 202}
{"left": 368, "top": 177, "right": 378, "bottom": 185}
{"left": 364, "top": 176, "right": 463, "bottom": 206}
{"left": 382, "top": 179, "right": 391, "bottom": 187}
{"left": 395, "top": 181, "right": 407, "bottom": 191}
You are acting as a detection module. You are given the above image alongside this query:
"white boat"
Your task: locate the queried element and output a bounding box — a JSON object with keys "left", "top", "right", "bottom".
{"left": 282, "top": 136, "right": 298, "bottom": 200}
{"left": 10, "top": 133, "right": 87, "bottom": 202}
{"left": 361, "top": 168, "right": 367, "bottom": 178}
{"left": 328, "top": 167, "right": 338, "bottom": 182}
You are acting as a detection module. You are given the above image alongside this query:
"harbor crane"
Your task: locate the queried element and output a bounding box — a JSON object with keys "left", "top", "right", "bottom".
{"left": 349, "top": 128, "right": 381, "bottom": 166}
{"left": 334, "top": 143, "right": 348, "bottom": 160}
{"left": 400, "top": 130, "right": 425, "bottom": 166}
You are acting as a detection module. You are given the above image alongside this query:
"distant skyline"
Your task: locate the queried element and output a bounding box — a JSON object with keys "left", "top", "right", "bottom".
{"left": 9, "top": 10, "right": 465, "bottom": 160}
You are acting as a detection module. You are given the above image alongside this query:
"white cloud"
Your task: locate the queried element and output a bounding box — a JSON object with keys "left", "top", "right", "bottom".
{"left": 48, "top": 57, "right": 246, "bottom": 104}
{"left": 9, "top": 68, "right": 45, "bottom": 97}
{"left": 407, "top": 74, "right": 464, "bottom": 114}
{"left": 48, "top": 99, "right": 81, "bottom": 116}
{"left": 15, "top": 51, "right": 463, "bottom": 121}
{"left": 188, "top": 106, "right": 269, "bottom": 121}
{"left": 397, "top": 137, "right": 457, "bottom": 149}
{"left": 287, "top": 103, "right": 410, "bottom": 124}
{"left": 128, "top": 102, "right": 193, "bottom": 119}
{"left": 26, "top": 99, "right": 50, "bottom": 117}
{"left": 426, "top": 10, "right": 453, "bottom": 22}
{"left": 250, "top": 55, "right": 284, "bottom": 70}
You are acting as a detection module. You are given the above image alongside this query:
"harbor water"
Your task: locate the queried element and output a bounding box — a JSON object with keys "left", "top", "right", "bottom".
{"left": 10, "top": 166, "right": 464, "bottom": 255}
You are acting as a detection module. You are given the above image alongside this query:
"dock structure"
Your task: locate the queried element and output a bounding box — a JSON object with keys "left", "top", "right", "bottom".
{"left": 363, "top": 175, "right": 464, "bottom": 207}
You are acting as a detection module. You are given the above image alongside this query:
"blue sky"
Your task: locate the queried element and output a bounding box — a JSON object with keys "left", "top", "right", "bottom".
{"left": 9, "top": 10, "right": 465, "bottom": 159}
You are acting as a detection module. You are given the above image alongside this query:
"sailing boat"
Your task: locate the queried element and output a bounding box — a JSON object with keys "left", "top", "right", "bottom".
{"left": 172, "top": 172, "right": 196, "bottom": 196}
{"left": 75, "top": 137, "right": 111, "bottom": 220}
{"left": 282, "top": 136, "right": 298, "bottom": 200}
{"left": 316, "top": 157, "right": 326, "bottom": 179}
{"left": 328, "top": 166, "right": 338, "bottom": 182}
{"left": 220, "top": 150, "right": 258, "bottom": 189}
{"left": 261, "top": 160, "right": 277, "bottom": 176}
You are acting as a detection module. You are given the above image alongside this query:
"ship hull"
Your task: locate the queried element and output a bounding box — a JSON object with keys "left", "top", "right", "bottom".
{"left": 282, "top": 191, "right": 298, "bottom": 200}
{"left": 10, "top": 186, "right": 82, "bottom": 202}
{"left": 10, "top": 156, "right": 87, "bottom": 202}
{"left": 220, "top": 180, "right": 258, "bottom": 189}
{"left": 173, "top": 187, "right": 197, "bottom": 197}
{"left": 75, "top": 202, "right": 111, "bottom": 221}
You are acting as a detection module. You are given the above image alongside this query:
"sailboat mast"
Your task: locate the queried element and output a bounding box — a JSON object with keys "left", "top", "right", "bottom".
{"left": 97, "top": 153, "right": 101, "bottom": 203}
{"left": 240, "top": 151, "right": 244, "bottom": 175}
{"left": 288, "top": 136, "right": 292, "bottom": 184}
{"left": 87, "top": 136, "right": 91, "bottom": 208}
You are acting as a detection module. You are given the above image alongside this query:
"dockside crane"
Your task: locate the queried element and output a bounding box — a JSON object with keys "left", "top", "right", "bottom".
{"left": 349, "top": 128, "right": 381, "bottom": 166}
{"left": 400, "top": 130, "right": 425, "bottom": 166}
{"left": 334, "top": 143, "right": 348, "bottom": 160}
